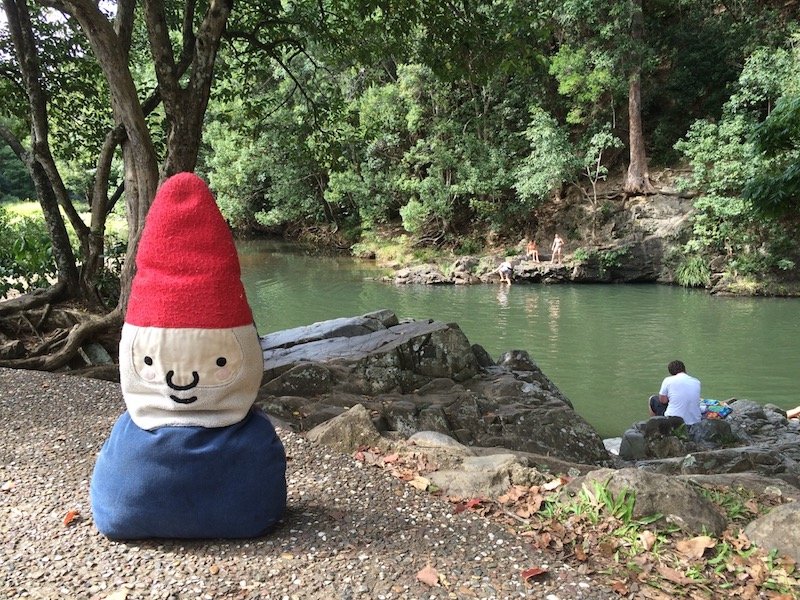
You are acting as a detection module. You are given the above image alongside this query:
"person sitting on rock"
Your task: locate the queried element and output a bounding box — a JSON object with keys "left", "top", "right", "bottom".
{"left": 657, "top": 359, "right": 702, "bottom": 426}
{"left": 525, "top": 239, "right": 539, "bottom": 262}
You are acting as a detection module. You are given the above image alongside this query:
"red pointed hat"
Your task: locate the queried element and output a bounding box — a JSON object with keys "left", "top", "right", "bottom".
{"left": 125, "top": 172, "right": 253, "bottom": 329}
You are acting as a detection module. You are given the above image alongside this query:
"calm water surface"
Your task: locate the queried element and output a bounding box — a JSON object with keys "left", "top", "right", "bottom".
{"left": 238, "top": 240, "right": 800, "bottom": 438}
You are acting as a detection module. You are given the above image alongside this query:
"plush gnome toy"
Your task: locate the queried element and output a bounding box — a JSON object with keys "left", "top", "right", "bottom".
{"left": 90, "top": 172, "right": 287, "bottom": 539}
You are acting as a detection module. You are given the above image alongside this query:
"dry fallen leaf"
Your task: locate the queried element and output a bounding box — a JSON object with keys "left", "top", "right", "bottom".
{"left": 638, "top": 586, "right": 674, "bottom": 600}
{"left": 416, "top": 565, "right": 439, "bottom": 587}
{"left": 454, "top": 498, "right": 484, "bottom": 514}
{"left": 598, "top": 539, "right": 620, "bottom": 557}
{"left": 521, "top": 566, "right": 548, "bottom": 581}
{"left": 610, "top": 579, "right": 629, "bottom": 595}
{"left": 675, "top": 535, "right": 716, "bottom": 560}
{"left": 498, "top": 485, "right": 528, "bottom": 504}
{"left": 656, "top": 564, "right": 693, "bottom": 585}
{"left": 745, "top": 560, "right": 768, "bottom": 585}
{"left": 574, "top": 544, "right": 588, "bottom": 562}
{"left": 103, "top": 590, "right": 129, "bottom": 600}
{"left": 408, "top": 476, "right": 430, "bottom": 491}
{"left": 638, "top": 530, "right": 657, "bottom": 551}
{"left": 542, "top": 477, "right": 564, "bottom": 491}
{"left": 63, "top": 509, "right": 80, "bottom": 526}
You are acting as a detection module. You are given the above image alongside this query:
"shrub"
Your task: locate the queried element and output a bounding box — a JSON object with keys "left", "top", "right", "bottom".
{"left": 675, "top": 256, "right": 711, "bottom": 288}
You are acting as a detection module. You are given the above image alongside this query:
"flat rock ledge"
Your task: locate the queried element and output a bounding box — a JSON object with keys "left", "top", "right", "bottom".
{"left": 389, "top": 236, "right": 669, "bottom": 286}
{"left": 258, "top": 310, "right": 611, "bottom": 466}
{"left": 617, "top": 402, "right": 800, "bottom": 488}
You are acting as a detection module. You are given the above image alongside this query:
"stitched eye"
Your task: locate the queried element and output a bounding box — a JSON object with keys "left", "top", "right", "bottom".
{"left": 216, "top": 357, "right": 227, "bottom": 367}
{"left": 144, "top": 356, "right": 153, "bottom": 366}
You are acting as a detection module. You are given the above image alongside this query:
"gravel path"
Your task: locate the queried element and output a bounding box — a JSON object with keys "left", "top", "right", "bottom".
{"left": 0, "top": 368, "right": 614, "bottom": 600}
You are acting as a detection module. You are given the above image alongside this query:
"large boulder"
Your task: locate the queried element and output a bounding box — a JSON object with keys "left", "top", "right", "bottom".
{"left": 261, "top": 313, "right": 478, "bottom": 393}
{"left": 575, "top": 468, "right": 727, "bottom": 536}
{"left": 428, "top": 453, "right": 550, "bottom": 498}
{"left": 745, "top": 503, "right": 800, "bottom": 563}
{"left": 258, "top": 311, "right": 612, "bottom": 466}
{"left": 636, "top": 446, "right": 800, "bottom": 488}
{"left": 393, "top": 264, "right": 451, "bottom": 285}
{"left": 306, "top": 404, "right": 383, "bottom": 454}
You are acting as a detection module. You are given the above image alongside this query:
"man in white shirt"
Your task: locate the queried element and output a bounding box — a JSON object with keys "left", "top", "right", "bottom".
{"left": 658, "top": 360, "right": 702, "bottom": 425}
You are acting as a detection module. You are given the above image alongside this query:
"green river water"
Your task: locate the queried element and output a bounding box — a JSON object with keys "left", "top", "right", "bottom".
{"left": 238, "top": 240, "right": 800, "bottom": 439}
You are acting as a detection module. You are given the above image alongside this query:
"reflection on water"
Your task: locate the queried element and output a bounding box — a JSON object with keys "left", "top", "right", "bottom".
{"left": 238, "top": 240, "right": 800, "bottom": 438}
{"left": 496, "top": 286, "right": 509, "bottom": 308}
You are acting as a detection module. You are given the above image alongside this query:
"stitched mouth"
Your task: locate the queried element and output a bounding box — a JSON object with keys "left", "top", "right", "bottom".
{"left": 170, "top": 395, "right": 197, "bottom": 404}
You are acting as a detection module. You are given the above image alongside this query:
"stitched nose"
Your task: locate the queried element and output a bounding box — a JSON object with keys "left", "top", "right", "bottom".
{"left": 166, "top": 370, "right": 199, "bottom": 391}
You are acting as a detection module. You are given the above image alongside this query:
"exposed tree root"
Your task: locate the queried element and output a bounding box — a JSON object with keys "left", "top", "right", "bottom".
{"left": 0, "top": 301, "right": 121, "bottom": 372}
{"left": 0, "top": 280, "right": 68, "bottom": 317}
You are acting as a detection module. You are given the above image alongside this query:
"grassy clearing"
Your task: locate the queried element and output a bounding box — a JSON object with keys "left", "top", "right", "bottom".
{"left": 3, "top": 199, "right": 129, "bottom": 242}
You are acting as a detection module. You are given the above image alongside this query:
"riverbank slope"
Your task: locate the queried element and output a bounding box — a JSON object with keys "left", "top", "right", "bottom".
{"left": 348, "top": 170, "right": 800, "bottom": 297}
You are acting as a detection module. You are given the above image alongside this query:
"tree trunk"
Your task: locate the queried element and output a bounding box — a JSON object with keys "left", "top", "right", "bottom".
{"left": 145, "top": 0, "right": 233, "bottom": 176}
{"left": 623, "top": 0, "right": 655, "bottom": 196}
{"left": 0, "top": 0, "right": 232, "bottom": 370}
{"left": 623, "top": 72, "right": 655, "bottom": 195}
{"left": 2, "top": 0, "right": 85, "bottom": 295}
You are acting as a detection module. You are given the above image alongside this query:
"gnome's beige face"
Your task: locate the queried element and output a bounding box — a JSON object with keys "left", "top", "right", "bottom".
{"left": 119, "top": 323, "right": 263, "bottom": 430}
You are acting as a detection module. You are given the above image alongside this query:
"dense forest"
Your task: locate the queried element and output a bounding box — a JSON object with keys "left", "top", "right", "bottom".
{"left": 0, "top": 1, "right": 799, "bottom": 365}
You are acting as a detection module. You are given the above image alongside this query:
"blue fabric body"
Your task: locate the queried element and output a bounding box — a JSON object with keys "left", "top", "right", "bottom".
{"left": 90, "top": 408, "right": 287, "bottom": 539}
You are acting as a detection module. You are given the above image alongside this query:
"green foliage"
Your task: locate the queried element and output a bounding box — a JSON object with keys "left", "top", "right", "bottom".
{"left": 572, "top": 247, "right": 591, "bottom": 263}
{"left": 676, "top": 38, "right": 800, "bottom": 280}
{"left": 599, "top": 247, "right": 627, "bottom": 269}
{"left": 744, "top": 94, "right": 800, "bottom": 217}
{"left": 0, "top": 207, "right": 57, "bottom": 299}
{"left": 398, "top": 198, "right": 429, "bottom": 234}
{"left": 699, "top": 487, "right": 761, "bottom": 523}
{"left": 643, "top": 1, "right": 765, "bottom": 162}
{"left": 549, "top": 46, "right": 617, "bottom": 125}
{"left": 570, "top": 247, "right": 627, "bottom": 270}
{"left": 456, "top": 237, "right": 482, "bottom": 256}
{"left": 514, "top": 106, "right": 577, "bottom": 204}
{"left": 0, "top": 144, "right": 35, "bottom": 202}
{"left": 543, "top": 481, "right": 640, "bottom": 527}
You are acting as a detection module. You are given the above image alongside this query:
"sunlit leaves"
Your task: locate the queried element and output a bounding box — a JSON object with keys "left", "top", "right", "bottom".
{"left": 514, "top": 106, "right": 577, "bottom": 205}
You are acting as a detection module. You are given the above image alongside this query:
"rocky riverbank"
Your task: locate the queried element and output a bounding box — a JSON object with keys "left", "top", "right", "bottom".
{"left": 255, "top": 311, "right": 800, "bottom": 563}
{"left": 360, "top": 174, "right": 800, "bottom": 296}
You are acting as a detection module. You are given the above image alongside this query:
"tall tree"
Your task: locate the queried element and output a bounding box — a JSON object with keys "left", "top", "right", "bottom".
{"left": 1, "top": 0, "right": 82, "bottom": 308}
{"left": 623, "top": 0, "right": 654, "bottom": 194}
{"left": 0, "top": 0, "right": 232, "bottom": 369}
{"left": 549, "top": 0, "right": 654, "bottom": 195}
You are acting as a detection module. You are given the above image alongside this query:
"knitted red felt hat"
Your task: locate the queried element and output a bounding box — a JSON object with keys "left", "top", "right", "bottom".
{"left": 125, "top": 172, "right": 253, "bottom": 329}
